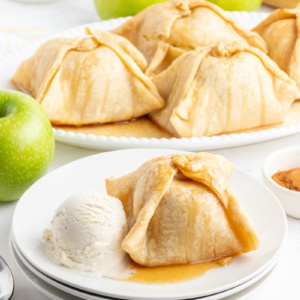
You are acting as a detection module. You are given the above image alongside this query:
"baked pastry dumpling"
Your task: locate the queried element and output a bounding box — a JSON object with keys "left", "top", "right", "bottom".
{"left": 106, "top": 153, "right": 259, "bottom": 267}
{"left": 112, "top": 0, "right": 267, "bottom": 74}
{"left": 12, "top": 28, "right": 164, "bottom": 126}
{"left": 150, "top": 42, "right": 300, "bottom": 138}
{"left": 253, "top": 5, "right": 300, "bottom": 90}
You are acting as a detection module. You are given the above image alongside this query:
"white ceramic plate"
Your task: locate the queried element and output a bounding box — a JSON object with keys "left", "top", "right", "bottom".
{"left": 2, "top": 13, "right": 300, "bottom": 151}
{"left": 10, "top": 233, "right": 279, "bottom": 300}
{"left": 10, "top": 237, "right": 82, "bottom": 300}
{"left": 11, "top": 149, "right": 287, "bottom": 300}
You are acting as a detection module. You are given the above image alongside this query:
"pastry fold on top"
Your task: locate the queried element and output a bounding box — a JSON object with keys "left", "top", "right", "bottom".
{"left": 150, "top": 42, "right": 300, "bottom": 138}
{"left": 112, "top": 0, "right": 267, "bottom": 75}
{"left": 12, "top": 28, "right": 164, "bottom": 126}
{"left": 253, "top": 4, "right": 300, "bottom": 90}
{"left": 106, "top": 152, "right": 259, "bottom": 267}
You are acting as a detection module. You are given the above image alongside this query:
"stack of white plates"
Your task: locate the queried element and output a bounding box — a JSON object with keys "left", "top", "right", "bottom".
{"left": 10, "top": 149, "right": 287, "bottom": 300}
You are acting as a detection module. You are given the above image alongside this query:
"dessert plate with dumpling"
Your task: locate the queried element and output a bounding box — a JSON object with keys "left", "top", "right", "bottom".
{"left": 2, "top": 0, "right": 300, "bottom": 151}
{"left": 11, "top": 149, "right": 286, "bottom": 299}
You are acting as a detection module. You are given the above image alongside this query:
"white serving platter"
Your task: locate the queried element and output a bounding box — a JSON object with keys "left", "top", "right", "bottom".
{"left": 2, "top": 12, "right": 300, "bottom": 151}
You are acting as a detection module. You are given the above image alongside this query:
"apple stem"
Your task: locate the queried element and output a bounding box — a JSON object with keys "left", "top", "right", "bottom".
{"left": 0, "top": 102, "right": 16, "bottom": 118}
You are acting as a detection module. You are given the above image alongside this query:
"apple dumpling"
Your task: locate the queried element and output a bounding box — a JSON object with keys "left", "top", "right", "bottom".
{"left": 112, "top": 0, "right": 267, "bottom": 75}
{"left": 253, "top": 4, "right": 300, "bottom": 90}
{"left": 106, "top": 152, "right": 259, "bottom": 267}
{"left": 12, "top": 28, "right": 164, "bottom": 126}
{"left": 149, "top": 42, "right": 300, "bottom": 138}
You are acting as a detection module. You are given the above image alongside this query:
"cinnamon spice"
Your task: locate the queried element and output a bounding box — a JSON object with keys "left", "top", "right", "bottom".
{"left": 272, "top": 168, "right": 300, "bottom": 192}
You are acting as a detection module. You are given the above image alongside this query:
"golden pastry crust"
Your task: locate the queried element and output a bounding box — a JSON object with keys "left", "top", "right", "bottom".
{"left": 113, "top": 0, "right": 267, "bottom": 75}
{"left": 150, "top": 42, "right": 300, "bottom": 138}
{"left": 12, "top": 28, "right": 164, "bottom": 126}
{"left": 106, "top": 153, "right": 259, "bottom": 267}
{"left": 253, "top": 5, "right": 300, "bottom": 90}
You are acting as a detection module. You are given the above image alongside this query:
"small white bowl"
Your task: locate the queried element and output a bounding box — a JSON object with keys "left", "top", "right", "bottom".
{"left": 262, "top": 146, "right": 300, "bottom": 219}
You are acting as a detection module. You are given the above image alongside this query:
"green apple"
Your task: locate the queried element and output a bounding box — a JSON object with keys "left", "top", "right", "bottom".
{"left": 207, "top": 0, "right": 262, "bottom": 11}
{"left": 0, "top": 90, "right": 55, "bottom": 202}
{"left": 94, "top": 0, "right": 168, "bottom": 20}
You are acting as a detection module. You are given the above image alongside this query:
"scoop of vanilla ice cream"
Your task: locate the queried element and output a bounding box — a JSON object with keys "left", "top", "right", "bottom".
{"left": 43, "top": 191, "right": 128, "bottom": 274}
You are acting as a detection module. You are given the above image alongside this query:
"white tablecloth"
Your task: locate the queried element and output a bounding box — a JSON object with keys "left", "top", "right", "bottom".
{"left": 1, "top": 1, "right": 298, "bottom": 300}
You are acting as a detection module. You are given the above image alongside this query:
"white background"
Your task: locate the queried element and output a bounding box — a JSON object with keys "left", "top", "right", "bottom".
{"left": 1, "top": 1, "right": 300, "bottom": 300}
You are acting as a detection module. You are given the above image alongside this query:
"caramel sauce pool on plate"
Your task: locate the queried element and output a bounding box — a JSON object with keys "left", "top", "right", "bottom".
{"left": 125, "top": 257, "right": 232, "bottom": 284}
{"left": 53, "top": 101, "right": 300, "bottom": 139}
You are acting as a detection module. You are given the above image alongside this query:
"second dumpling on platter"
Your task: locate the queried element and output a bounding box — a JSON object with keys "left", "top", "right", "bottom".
{"left": 150, "top": 42, "right": 300, "bottom": 138}
{"left": 113, "top": 0, "right": 267, "bottom": 75}
{"left": 12, "top": 28, "right": 164, "bottom": 126}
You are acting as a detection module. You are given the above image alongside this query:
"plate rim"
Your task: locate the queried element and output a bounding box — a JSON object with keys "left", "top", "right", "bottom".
{"left": 9, "top": 232, "right": 280, "bottom": 300}
{"left": 11, "top": 148, "right": 288, "bottom": 299}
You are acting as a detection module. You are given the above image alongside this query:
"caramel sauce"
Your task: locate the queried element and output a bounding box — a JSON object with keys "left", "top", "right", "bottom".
{"left": 53, "top": 117, "right": 172, "bottom": 139}
{"left": 125, "top": 257, "right": 232, "bottom": 284}
{"left": 53, "top": 101, "right": 300, "bottom": 139}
